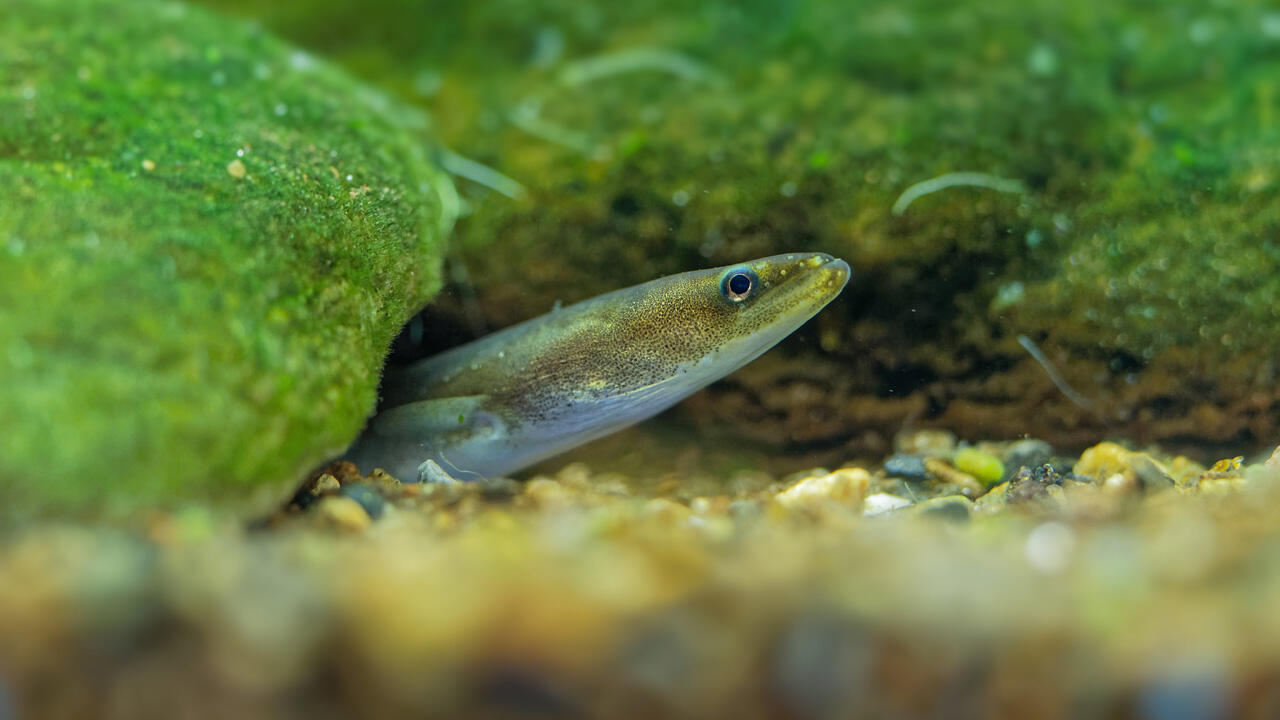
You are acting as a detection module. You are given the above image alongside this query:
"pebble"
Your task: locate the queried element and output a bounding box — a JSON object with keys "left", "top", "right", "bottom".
{"left": 1137, "top": 656, "right": 1230, "bottom": 720}
{"left": 1003, "top": 438, "right": 1054, "bottom": 473}
{"left": 1075, "top": 442, "right": 1173, "bottom": 491}
{"left": 909, "top": 495, "right": 972, "bottom": 522}
{"left": 728, "top": 499, "right": 763, "bottom": 523}
{"left": 645, "top": 498, "right": 692, "bottom": 525}
{"left": 1102, "top": 471, "right": 1139, "bottom": 497}
{"left": 338, "top": 482, "right": 386, "bottom": 520}
{"left": 923, "top": 458, "right": 985, "bottom": 497}
{"left": 314, "top": 496, "right": 371, "bottom": 532}
{"left": 314, "top": 474, "right": 341, "bottom": 494}
{"left": 776, "top": 468, "right": 870, "bottom": 509}
{"left": 772, "top": 613, "right": 869, "bottom": 719}
{"left": 478, "top": 477, "right": 521, "bottom": 502}
{"left": 862, "top": 493, "right": 912, "bottom": 516}
{"left": 418, "top": 459, "right": 461, "bottom": 485}
{"left": 291, "top": 473, "right": 340, "bottom": 510}
{"left": 523, "top": 478, "right": 570, "bottom": 508}
{"left": 1131, "top": 455, "right": 1174, "bottom": 491}
{"left": 883, "top": 454, "right": 930, "bottom": 482}
{"left": 1005, "top": 464, "right": 1066, "bottom": 505}
{"left": 973, "top": 482, "right": 1010, "bottom": 514}
{"left": 1025, "top": 521, "right": 1075, "bottom": 574}
{"left": 367, "top": 468, "right": 402, "bottom": 494}
{"left": 328, "top": 461, "right": 365, "bottom": 485}
{"left": 894, "top": 429, "right": 956, "bottom": 457}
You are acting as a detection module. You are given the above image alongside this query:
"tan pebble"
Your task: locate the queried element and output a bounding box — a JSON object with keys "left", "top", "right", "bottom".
{"left": 923, "top": 458, "right": 985, "bottom": 497}
{"left": 555, "top": 462, "right": 592, "bottom": 488}
{"left": 326, "top": 461, "right": 363, "bottom": 484}
{"left": 593, "top": 478, "right": 632, "bottom": 497}
{"left": 313, "top": 473, "right": 340, "bottom": 494}
{"left": 895, "top": 429, "right": 956, "bottom": 457}
{"left": 1076, "top": 442, "right": 1172, "bottom": 490}
{"left": 780, "top": 467, "right": 828, "bottom": 486}
{"left": 315, "top": 496, "right": 370, "bottom": 532}
{"left": 645, "top": 498, "right": 691, "bottom": 524}
{"left": 1268, "top": 446, "right": 1280, "bottom": 469}
{"left": 524, "top": 478, "right": 570, "bottom": 507}
{"left": 777, "top": 468, "right": 870, "bottom": 509}
{"left": 226, "top": 158, "right": 247, "bottom": 179}
{"left": 1102, "top": 471, "right": 1138, "bottom": 496}
{"left": 368, "top": 468, "right": 402, "bottom": 493}
{"left": 1169, "top": 455, "right": 1207, "bottom": 485}
{"left": 1198, "top": 477, "right": 1242, "bottom": 496}
{"left": 1074, "top": 442, "right": 1131, "bottom": 481}
{"left": 973, "top": 482, "right": 1011, "bottom": 515}
{"left": 690, "top": 496, "right": 730, "bottom": 515}
{"left": 691, "top": 515, "right": 735, "bottom": 542}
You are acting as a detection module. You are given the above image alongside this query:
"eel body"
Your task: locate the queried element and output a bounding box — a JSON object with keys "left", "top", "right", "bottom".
{"left": 345, "top": 252, "right": 850, "bottom": 480}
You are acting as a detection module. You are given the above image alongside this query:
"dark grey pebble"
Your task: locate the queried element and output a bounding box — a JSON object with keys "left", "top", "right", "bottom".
{"left": 471, "top": 665, "right": 579, "bottom": 717}
{"left": 884, "top": 454, "right": 931, "bottom": 482}
{"left": 479, "top": 477, "right": 522, "bottom": 502}
{"left": 771, "top": 611, "right": 872, "bottom": 720}
{"left": 1136, "top": 664, "right": 1229, "bottom": 720}
{"left": 338, "top": 482, "right": 386, "bottom": 520}
{"left": 0, "top": 674, "right": 13, "bottom": 720}
{"left": 912, "top": 496, "right": 972, "bottom": 523}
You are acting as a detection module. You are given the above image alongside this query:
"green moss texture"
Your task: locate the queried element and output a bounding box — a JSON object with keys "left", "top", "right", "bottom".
{"left": 0, "top": 0, "right": 448, "bottom": 519}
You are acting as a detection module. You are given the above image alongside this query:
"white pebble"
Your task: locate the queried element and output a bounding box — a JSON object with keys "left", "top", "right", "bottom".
{"left": 417, "top": 459, "right": 460, "bottom": 485}
{"left": 862, "top": 493, "right": 911, "bottom": 516}
{"left": 1026, "top": 521, "right": 1076, "bottom": 574}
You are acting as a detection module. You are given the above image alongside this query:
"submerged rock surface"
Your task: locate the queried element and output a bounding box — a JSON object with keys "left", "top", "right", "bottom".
{"left": 0, "top": 0, "right": 449, "bottom": 518}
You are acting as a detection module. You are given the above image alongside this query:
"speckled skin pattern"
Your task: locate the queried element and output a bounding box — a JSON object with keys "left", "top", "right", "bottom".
{"left": 346, "top": 253, "right": 850, "bottom": 480}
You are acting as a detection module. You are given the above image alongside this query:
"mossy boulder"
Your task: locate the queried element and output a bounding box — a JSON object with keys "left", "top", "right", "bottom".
{"left": 0, "top": 0, "right": 449, "bottom": 520}
{"left": 200, "top": 0, "right": 1280, "bottom": 460}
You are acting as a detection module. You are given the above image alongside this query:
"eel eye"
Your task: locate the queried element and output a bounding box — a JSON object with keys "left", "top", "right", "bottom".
{"left": 720, "top": 267, "right": 758, "bottom": 303}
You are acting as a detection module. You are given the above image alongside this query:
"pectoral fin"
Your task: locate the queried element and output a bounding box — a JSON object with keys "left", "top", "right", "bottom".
{"left": 367, "top": 395, "right": 497, "bottom": 439}
{"left": 344, "top": 395, "right": 506, "bottom": 480}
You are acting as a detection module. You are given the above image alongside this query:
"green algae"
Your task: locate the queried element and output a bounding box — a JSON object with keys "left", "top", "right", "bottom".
{"left": 954, "top": 448, "right": 1006, "bottom": 487}
{"left": 0, "top": 0, "right": 448, "bottom": 520}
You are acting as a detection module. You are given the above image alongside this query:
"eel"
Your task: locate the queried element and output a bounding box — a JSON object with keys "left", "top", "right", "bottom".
{"left": 345, "top": 252, "right": 850, "bottom": 481}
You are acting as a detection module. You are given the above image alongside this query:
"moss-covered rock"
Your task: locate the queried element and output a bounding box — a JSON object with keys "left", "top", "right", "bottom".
{"left": 0, "top": 0, "right": 449, "bottom": 520}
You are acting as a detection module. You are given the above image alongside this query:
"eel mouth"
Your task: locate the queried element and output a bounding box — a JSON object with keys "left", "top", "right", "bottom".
{"left": 795, "top": 253, "right": 851, "bottom": 303}
{"left": 819, "top": 255, "right": 852, "bottom": 289}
